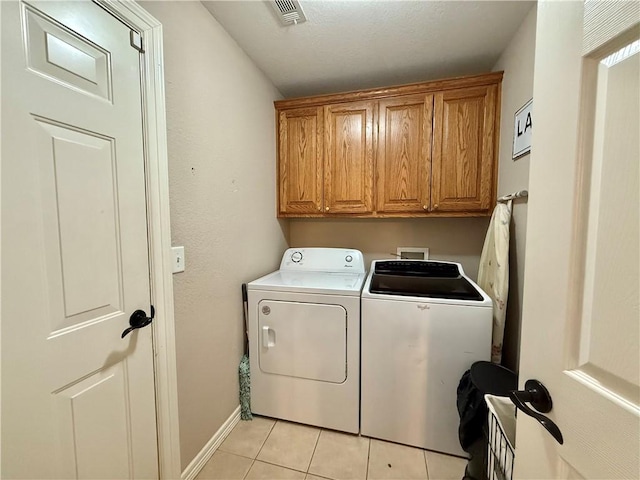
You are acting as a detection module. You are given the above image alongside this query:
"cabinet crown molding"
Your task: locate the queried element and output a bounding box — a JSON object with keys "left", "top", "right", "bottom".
{"left": 275, "top": 71, "right": 504, "bottom": 109}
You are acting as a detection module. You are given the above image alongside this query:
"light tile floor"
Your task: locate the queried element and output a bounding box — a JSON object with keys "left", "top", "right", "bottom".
{"left": 196, "top": 417, "right": 467, "bottom": 480}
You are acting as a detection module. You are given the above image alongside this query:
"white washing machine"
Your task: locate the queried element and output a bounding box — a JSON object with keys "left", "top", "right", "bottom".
{"left": 247, "top": 247, "right": 365, "bottom": 433}
{"left": 360, "top": 260, "right": 492, "bottom": 456}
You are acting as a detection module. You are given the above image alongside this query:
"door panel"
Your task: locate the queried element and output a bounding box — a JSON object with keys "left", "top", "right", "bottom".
{"left": 24, "top": 5, "right": 112, "bottom": 100}
{"left": 516, "top": 2, "right": 639, "bottom": 478}
{"left": 376, "top": 95, "right": 432, "bottom": 213}
{"left": 53, "top": 364, "right": 131, "bottom": 479}
{"left": 1, "top": 1, "right": 158, "bottom": 478}
{"left": 579, "top": 49, "right": 639, "bottom": 386}
{"left": 324, "top": 101, "right": 374, "bottom": 214}
{"left": 36, "top": 118, "right": 123, "bottom": 330}
{"left": 258, "top": 300, "right": 347, "bottom": 383}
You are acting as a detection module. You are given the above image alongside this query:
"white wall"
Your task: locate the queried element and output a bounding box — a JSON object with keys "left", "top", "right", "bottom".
{"left": 492, "top": 5, "right": 537, "bottom": 373}
{"left": 141, "top": 2, "right": 288, "bottom": 470}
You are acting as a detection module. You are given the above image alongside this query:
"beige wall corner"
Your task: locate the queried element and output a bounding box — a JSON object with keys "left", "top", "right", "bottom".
{"left": 492, "top": 4, "right": 537, "bottom": 373}
{"left": 139, "top": 1, "right": 288, "bottom": 471}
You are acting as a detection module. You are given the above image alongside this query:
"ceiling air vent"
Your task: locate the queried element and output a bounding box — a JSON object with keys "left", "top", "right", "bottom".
{"left": 271, "top": 0, "right": 307, "bottom": 26}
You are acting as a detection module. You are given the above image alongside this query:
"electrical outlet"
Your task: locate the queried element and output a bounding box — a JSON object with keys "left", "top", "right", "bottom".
{"left": 172, "top": 246, "right": 185, "bottom": 273}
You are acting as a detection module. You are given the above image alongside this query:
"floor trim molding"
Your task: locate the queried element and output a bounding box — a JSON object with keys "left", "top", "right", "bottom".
{"left": 181, "top": 406, "right": 241, "bottom": 480}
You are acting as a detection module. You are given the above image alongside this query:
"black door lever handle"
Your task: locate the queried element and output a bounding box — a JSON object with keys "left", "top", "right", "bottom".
{"left": 509, "top": 379, "right": 564, "bottom": 445}
{"left": 122, "top": 305, "right": 155, "bottom": 338}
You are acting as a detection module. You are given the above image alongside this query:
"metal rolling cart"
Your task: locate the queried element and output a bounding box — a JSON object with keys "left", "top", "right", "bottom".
{"left": 485, "top": 394, "right": 516, "bottom": 480}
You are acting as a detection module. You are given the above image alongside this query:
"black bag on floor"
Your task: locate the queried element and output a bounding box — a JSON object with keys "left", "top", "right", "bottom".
{"left": 456, "top": 369, "right": 487, "bottom": 450}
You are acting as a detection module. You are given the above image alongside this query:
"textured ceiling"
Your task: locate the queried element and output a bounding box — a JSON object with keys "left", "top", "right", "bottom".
{"left": 202, "top": 1, "right": 535, "bottom": 98}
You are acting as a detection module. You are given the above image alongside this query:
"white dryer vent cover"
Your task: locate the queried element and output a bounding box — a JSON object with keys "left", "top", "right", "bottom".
{"left": 271, "top": 0, "right": 307, "bottom": 26}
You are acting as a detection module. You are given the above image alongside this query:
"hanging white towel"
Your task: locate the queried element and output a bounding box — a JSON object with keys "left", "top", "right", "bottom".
{"left": 478, "top": 200, "right": 512, "bottom": 363}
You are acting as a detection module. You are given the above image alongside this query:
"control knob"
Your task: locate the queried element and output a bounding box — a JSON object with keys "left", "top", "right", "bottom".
{"left": 291, "top": 251, "right": 303, "bottom": 263}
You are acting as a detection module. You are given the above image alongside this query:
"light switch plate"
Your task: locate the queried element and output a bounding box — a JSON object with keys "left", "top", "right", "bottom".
{"left": 172, "top": 246, "right": 185, "bottom": 273}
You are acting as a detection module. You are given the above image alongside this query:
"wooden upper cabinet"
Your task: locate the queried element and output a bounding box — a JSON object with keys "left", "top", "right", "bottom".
{"left": 377, "top": 95, "right": 433, "bottom": 213}
{"left": 278, "top": 107, "right": 324, "bottom": 215}
{"left": 431, "top": 85, "right": 499, "bottom": 213}
{"left": 275, "top": 72, "right": 502, "bottom": 218}
{"left": 324, "top": 101, "right": 374, "bottom": 214}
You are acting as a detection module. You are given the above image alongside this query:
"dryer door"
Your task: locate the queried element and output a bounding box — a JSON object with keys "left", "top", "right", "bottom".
{"left": 258, "top": 300, "right": 347, "bottom": 383}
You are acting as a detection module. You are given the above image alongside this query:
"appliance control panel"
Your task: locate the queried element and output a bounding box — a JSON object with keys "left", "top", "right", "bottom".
{"left": 280, "top": 248, "right": 365, "bottom": 273}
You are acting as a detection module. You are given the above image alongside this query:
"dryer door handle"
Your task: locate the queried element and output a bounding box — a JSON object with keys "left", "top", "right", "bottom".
{"left": 262, "top": 326, "right": 273, "bottom": 348}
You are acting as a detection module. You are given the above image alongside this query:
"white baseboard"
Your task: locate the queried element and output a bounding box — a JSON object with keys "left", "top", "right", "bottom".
{"left": 181, "top": 405, "right": 241, "bottom": 480}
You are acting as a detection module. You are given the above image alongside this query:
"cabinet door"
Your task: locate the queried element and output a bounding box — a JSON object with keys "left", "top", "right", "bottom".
{"left": 324, "top": 101, "right": 374, "bottom": 214}
{"left": 278, "top": 107, "right": 324, "bottom": 215}
{"left": 377, "top": 95, "right": 433, "bottom": 213}
{"left": 432, "top": 86, "right": 498, "bottom": 213}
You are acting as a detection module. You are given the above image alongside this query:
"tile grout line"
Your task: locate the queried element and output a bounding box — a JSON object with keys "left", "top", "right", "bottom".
{"left": 424, "top": 449, "right": 430, "bottom": 480}
{"left": 306, "top": 427, "right": 323, "bottom": 475}
{"left": 242, "top": 417, "right": 278, "bottom": 479}
{"left": 242, "top": 458, "right": 256, "bottom": 480}
{"left": 365, "top": 436, "right": 371, "bottom": 480}
{"left": 254, "top": 417, "right": 278, "bottom": 461}
{"left": 252, "top": 419, "right": 323, "bottom": 476}
{"left": 253, "top": 458, "right": 309, "bottom": 475}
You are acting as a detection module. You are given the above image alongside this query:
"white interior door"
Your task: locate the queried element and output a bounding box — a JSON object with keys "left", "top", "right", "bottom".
{"left": 1, "top": 1, "right": 159, "bottom": 478}
{"left": 515, "top": 1, "right": 639, "bottom": 478}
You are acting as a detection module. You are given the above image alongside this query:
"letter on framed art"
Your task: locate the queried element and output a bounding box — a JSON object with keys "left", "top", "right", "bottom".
{"left": 513, "top": 98, "right": 533, "bottom": 159}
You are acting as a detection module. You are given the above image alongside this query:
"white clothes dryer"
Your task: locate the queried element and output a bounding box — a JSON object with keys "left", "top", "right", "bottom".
{"left": 247, "top": 248, "right": 365, "bottom": 433}
{"left": 360, "top": 260, "right": 492, "bottom": 456}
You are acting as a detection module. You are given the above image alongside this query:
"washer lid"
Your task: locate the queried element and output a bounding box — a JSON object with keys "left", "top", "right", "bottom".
{"left": 248, "top": 270, "right": 366, "bottom": 296}
{"left": 361, "top": 259, "right": 492, "bottom": 306}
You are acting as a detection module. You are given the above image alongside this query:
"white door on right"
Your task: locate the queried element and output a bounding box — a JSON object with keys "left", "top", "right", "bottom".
{"left": 516, "top": 1, "right": 639, "bottom": 479}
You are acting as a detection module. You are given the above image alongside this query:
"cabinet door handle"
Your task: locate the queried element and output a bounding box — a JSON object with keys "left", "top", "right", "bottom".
{"left": 325, "top": 206, "right": 330, "bottom": 212}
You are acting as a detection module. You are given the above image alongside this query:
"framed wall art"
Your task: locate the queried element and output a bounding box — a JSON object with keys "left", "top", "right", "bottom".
{"left": 513, "top": 98, "right": 532, "bottom": 159}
